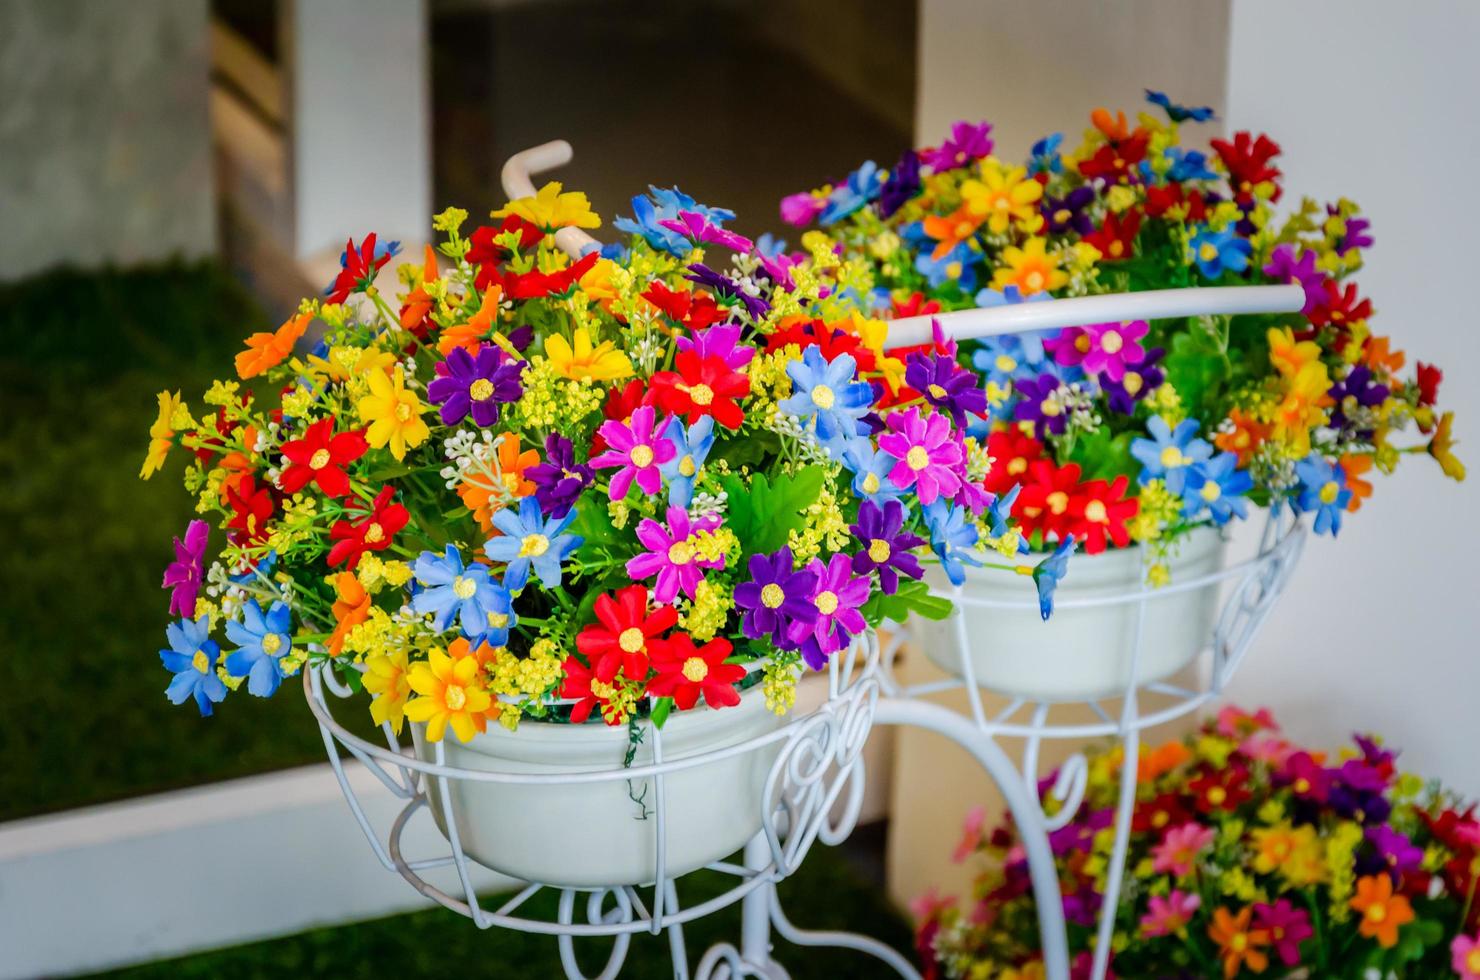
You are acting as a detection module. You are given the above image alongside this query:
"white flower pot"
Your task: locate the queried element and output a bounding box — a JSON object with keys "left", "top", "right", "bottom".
{"left": 914, "top": 527, "right": 1227, "bottom": 702}
{"left": 412, "top": 684, "right": 784, "bottom": 888}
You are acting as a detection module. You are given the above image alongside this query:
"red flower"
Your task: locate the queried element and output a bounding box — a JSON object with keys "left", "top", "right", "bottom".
{"left": 1188, "top": 766, "right": 1252, "bottom": 813}
{"left": 984, "top": 429, "right": 1046, "bottom": 496}
{"left": 1211, "top": 131, "right": 1283, "bottom": 203}
{"left": 647, "top": 633, "right": 745, "bottom": 711}
{"left": 892, "top": 292, "right": 941, "bottom": 319}
{"left": 1306, "top": 279, "right": 1372, "bottom": 332}
{"left": 486, "top": 251, "right": 598, "bottom": 300}
{"left": 1066, "top": 475, "right": 1138, "bottom": 554}
{"left": 467, "top": 216, "right": 544, "bottom": 290}
{"left": 327, "top": 486, "right": 409, "bottom": 569}
{"left": 576, "top": 585, "right": 679, "bottom": 684}
{"left": 642, "top": 281, "right": 725, "bottom": 330}
{"left": 1012, "top": 459, "right": 1083, "bottom": 543}
{"left": 225, "top": 475, "right": 275, "bottom": 547}
{"left": 1416, "top": 361, "right": 1443, "bottom": 407}
{"left": 651, "top": 351, "right": 750, "bottom": 430}
{"left": 764, "top": 318, "right": 875, "bottom": 371}
{"left": 1133, "top": 791, "right": 1197, "bottom": 834}
{"left": 560, "top": 656, "right": 632, "bottom": 726}
{"left": 1076, "top": 132, "right": 1149, "bottom": 182}
{"left": 1145, "top": 183, "right": 1208, "bottom": 222}
{"left": 1083, "top": 209, "right": 1142, "bottom": 262}
{"left": 325, "top": 233, "right": 394, "bottom": 304}
{"left": 278, "top": 418, "right": 368, "bottom": 498}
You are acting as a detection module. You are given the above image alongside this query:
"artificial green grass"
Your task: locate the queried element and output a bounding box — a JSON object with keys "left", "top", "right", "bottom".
{"left": 0, "top": 263, "right": 340, "bottom": 821}
{"left": 94, "top": 845, "right": 915, "bottom": 979}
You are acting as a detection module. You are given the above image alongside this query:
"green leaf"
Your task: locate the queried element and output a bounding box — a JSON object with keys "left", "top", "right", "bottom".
{"left": 1163, "top": 327, "right": 1226, "bottom": 420}
{"left": 650, "top": 697, "right": 674, "bottom": 729}
{"left": 1065, "top": 428, "right": 1137, "bottom": 483}
{"left": 721, "top": 465, "right": 828, "bottom": 558}
{"left": 861, "top": 577, "right": 955, "bottom": 626}
{"left": 569, "top": 501, "right": 620, "bottom": 550}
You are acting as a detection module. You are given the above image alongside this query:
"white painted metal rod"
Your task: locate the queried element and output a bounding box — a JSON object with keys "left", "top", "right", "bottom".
{"left": 498, "top": 140, "right": 600, "bottom": 256}
{"left": 883, "top": 283, "right": 1305, "bottom": 347}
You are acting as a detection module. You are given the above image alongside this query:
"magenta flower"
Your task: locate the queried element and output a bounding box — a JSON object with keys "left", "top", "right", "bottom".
{"left": 921, "top": 120, "right": 994, "bottom": 171}
{"left": 659, "top": 210, "right": 754, "bottom": 253}
{"left": 877, "top": 407, "right": 963, "bottom": 505}
{"left": 1045, "top": 320, "right": 1148, "bottom": 382}
{"left": 788, "top": 552, "right": 871, "bottom": 669}
{"left": 1151, "top": 821, "right": 1214, "bottom": 877}
{"left": 625, "top": 506, "right": 724, "bottom": 603}
{"left": 675, "top": 322, "right": 754, "bottom": 371}
{"left": 162, "top": 519, "right": 209, "bottom": 617}
{"left": 590, "top": 406, "right": 676, "bottom": 499}
{"left": 1140, "top": 889, "right": 1201, "bottom": 938}
{"left": 1454, "top": 931, "right": 1480, "bottom": 980}
{"left": 780, "top": 191, "right": 826, "bottom": 227}
{"left": 1263, "top": 243, "right": 1326, "bottom": 316}
{"left": 1254, "top": 899, "right": 1313, "bottom": 966}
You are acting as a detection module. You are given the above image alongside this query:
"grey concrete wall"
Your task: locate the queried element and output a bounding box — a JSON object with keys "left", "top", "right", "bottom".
{"left": 0, "top": 0, "right": 215, "bottom": 281}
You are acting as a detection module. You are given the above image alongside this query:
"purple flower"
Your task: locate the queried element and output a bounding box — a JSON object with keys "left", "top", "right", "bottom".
{"left": 1329, "top": 204, "right": 1374, "bottom": 254}
{"left": 626, "top": 506, "right": 724, "bottom": 603}
{"left": 684, "top": 263, "right": 769, "bottom": 320}
{"left": 921, "top": 120, "right": 994, "bottom": 171}
{"left": 780, "top": 191, "right": 825, "bottom": 228}
{"left": 1044, "top": 320, "right": 1148, "bottom": 382}
{"left": 427, "top": 345, "right": 523, "bottom": 427}
{"left": 1103, "top": 347, "right": 1165, "bottom": 414}
{"left": 1012, "top": 373, "right": 1069, "bottom": 440}
{"left": 1263, "top": 244, "right": 1326, "bottom": 317}
{"left": 905, "top": 352, "right": 987, "bottom": 430}
{"left": 1366, "top": 824, "right": 1424, "bottom": 876}
{"left": 878, "top": 149, "right": 921, "bottom": 219}
{"left": 659, "top": 210, "right": 754, "bottom": 253}
{"left": 526, "top": 433, "right": 593, "bottom": 518}
{"left": 849, "top": 499, "right": 925, "bottom": 594}
{"left": 675, "top": 322, "right": 754, "bottom": 371}
{"left": 1328, "top": 364, "right": 1389, "bottom": 432}
{"left": 877, "top": 407, "right": 964, "bottom": 505}
{"left": 734, "top": 547, "right": 818, "bottom": 649}
{"left": 162, "top": 519, "right": 209, "bottom": 617}
{"left": 789, "top": 553, "right": 871, "bottom": 669}
{"left": 1041, "top": 186, "right": 1096, "bottom": 236}
{"left": 590, "top": 405, "right": 676, "bottom": 499}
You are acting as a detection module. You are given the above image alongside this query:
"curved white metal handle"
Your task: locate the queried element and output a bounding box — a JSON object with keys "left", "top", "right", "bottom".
{"left": 499, "top": 140, "right": 601, "bottom": 256}
{"left": 883, "top": 283, "right": 1305, "bottom": 347}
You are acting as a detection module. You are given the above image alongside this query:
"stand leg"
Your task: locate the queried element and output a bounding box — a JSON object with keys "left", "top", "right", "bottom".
{"left": 740, "top": 833, "right": 775, "bottom": 967}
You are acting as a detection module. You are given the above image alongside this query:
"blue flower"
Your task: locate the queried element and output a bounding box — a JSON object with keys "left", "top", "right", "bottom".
{"left": 1032, "top": 538, "right": 1075, "bottom": 621}
{"left": 1028, "top": 133, "right": 1064, "bottom": 177}
{"left": 1293, "top": 455, "right": 1352, "bottom": 536}
{"left": 224, "top": 598, "right": 294, "bottom": 697}
{"left": 842, "top": 438, "right": 905, "bottom": 504}
{"left": 818, "top": 160, "right": 883, "bottom": 225}
{"left": 659, "top": 415, "right": 715, "bottom": 509}
{"left": 915, "top": 240, "right": 978, "bottom": 292}
{"left": 1181, "top": 452, "right": 1253, "bottom": 526}
{"left": 1187, "top": 225, "right": 1252, "bottom": 279}
{"left": 483, "top": 496, "right": 584, "bottom": 592}
{"left": 411, "top": 545, "right": 517, "bottom": 641}
{"left": 1145, "top": 89, "right": 1215, "bottom": 124}
{"left": 986, "top": 485, "right": 1028, "bottom": 555}
{"left": 614, "top": 186, "right": 736, "bottom": 257}
{"left": 925, "top": 499, "right": 982, "bottom": 587}
{"left": 1162, "top": 147, "right": 1218, "bottom": 182}
{"left": 779, "top": 347, "right": 874, "bottom": 452}
{"left": 1130, "top": 416, "right": 1213, "bottom": 493}
{"left": 755, "top": 232, "right": 787, "bottom": 257}
{"left": 160, "top": 614, "right": 227, "bottom": 716}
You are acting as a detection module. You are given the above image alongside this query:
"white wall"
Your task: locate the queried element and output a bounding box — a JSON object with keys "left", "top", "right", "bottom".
{"left": 1221, "top": 0, "right": 1480, "bottom": 798}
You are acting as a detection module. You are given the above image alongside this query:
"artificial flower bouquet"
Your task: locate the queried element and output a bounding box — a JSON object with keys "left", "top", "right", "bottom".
{"left": 141, "top": 180, "right": 1056, "bottom": 743}
{"left": 917, "top": 707, "right": 1480, "bottom": 979}
{"left": 779, "top": 92, "right": 1464, "bottom": 580}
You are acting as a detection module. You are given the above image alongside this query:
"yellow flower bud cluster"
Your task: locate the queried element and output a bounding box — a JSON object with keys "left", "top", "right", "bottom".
{"left": 1324, "top": 820, "right": 1365, "bottom": 921}
{"left": 679, "top": 578, "right": 732, "bottom": 643}
{"left": 785, "top": 484, "right": 850, "bottom": 564}
{"left": 762, "top": 658, "right": 800, "bottom": 716}
{"left": 355, "top": 554, "right": 412, "bottom": 593}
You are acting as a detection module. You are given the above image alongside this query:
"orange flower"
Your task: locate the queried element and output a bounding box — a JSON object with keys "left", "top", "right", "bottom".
{"left": 1138, "top": 740, "right": 1192, "bottom": 781}
{"left": 1350, "top": 874, "right": 1414, "bottom": 948}
{"left": 1362, "top": 334, "right": 1405, "bottom": 374}
{"left": 1208, "top": 905, "right": 1270, "bottom": 978}
{"left": 438, "top": 285, "right": 503, "bottom": 358}
{"left": 326, "top": 571, "right": 371, "bottom": 655}
{"left": 236, "top": 312, "right": 311, "bottom": 379}
{"left": 1339, "top": 454, "right": 1374, "bottom": 512}
{"left": 458, "top": 434, "right": 539, "bottom": 533}
{"left": 399, "top": 245, "right": 439, "bottom": 329}
{"left": 923, "top": 205, "right": 985, "bottom": 261}
{"left": 1215, "top": 409, "right": 1272, "bottom": 466}
{"left": 1091, "top": 107, "right": 1133, "bottom": 141}
{"left": 214, "top": 448, "right": 257, "bottom": 504}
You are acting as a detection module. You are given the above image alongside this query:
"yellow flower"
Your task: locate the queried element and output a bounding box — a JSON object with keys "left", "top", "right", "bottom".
{"left": 543, "top": 326, "right": 633, "bottom": 383}
{"left": 960, "top": 160, "right": 1044, "bottom": 235}
{"left": 1267, "top": 326, "right": 1322, "bottom": 380}
{"left": 364, "top": 647, "right": 411, "bottom": 733}
{"left": 404, "top": 647, "right": 492, "bottom": 743}
{"left": 1251, "top": 822, "right": 1325, "bottom": 886}
{"left": 1428, "top": 411, "right": 1466, "bottom": 481}
{"left": 140, "top": 390, "right": 183, "bottom": 479}
{"left": 991, "top": 238, "right": 1067, "bottom": 296}
{"left": 357, "top": 366, "right": 430, "bottom": 461}
{"left": 1270, "top": 362, "right": 1332, "bottom": 457}
{"left": 492, "top": 181, "right": 600, "bottom": 231}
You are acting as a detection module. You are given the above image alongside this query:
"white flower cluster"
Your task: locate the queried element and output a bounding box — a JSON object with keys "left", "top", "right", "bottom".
{"left": 439, "top": 429, "right": 502, "bottom": 489}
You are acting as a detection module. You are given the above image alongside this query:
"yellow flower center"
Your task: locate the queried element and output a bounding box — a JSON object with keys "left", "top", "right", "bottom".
{"left": 519, "top": 533, "right": 550, "bottom": 558}
{"left": 1207, "top": 786, "right": 1228, "bottom": 806}
{"left": 1123, "top": 372, "right": 1143, "bottom": 395}
{"left": 192, "top": 649, "right": 211, "bottom": 673}
{"left": 682, "top": 657, "right": 709, "bottom": 682}
{"left": 444, "top": 684, "right": 467, "bottom": 711}
{"left": 363, "top": 522, "right": 385, "bottom": 544}
{"left": 815, "top": 590, "right": 839, "bottom": 615}
{"left": 1466, "top": 950, "right": 1480, "bottom": 973}
{"left": 1047, "top": 491, "right": 1069, "bottom": 515}
{"left": 1075, "top": 334, "right": 1092, "bottom": 354}
{"left": 1100, "top": 330, "right": 1123, "bottom": 354}
{"left": 1199, "top": 242, "right": 1220, "bottom": 262}
{"left": 488, "top": 611, "right": 508, "bottom": 629}
{"left": 630, "top": 444, "right": 655, "bottom": 468}
{"left": 679, "top": 454, "right": 696, "bottom": 477}
{"left": 309, "top": 448, "right": 332, "bottom": 470}
{"left": 1294, "top": 777, "right": 1310, "bottom": 794}
{"left": 1201, "top": 480, "right": 1222, "bottom": 503}
{"left": 954, "top": 219, "right": 973, "bottom": 237}
{"left": 906, "top": 446, "right": 931, "bottom": 471}
{"left": 452, "top": 575, "right": 477, "bottom": 599}
{"left": 1319, "top": 481, "right": 1340, "bottom": 505}
{"left": 261, "top": 633, "right": 283, "bottom": 655}
{"left": 760, "top": 583, "right": 785, "bottom": 609}
{"left": 993, "top": 196, "right": 1010, "bottom": 211}
{"left": 1008, "top": 457, "right": 1027, "bottom": 475}
{"left": 618, "top": 627, "right": 646, "bottom": 653}
{"left": 928, "top": 383, "right": 948, "bottom": 400}
{"left": 1054, "top": 208, "right": 1072, "bottom": 225}
{"left": 668, "top": 540, "right": 695, "bottom": 565}
{"left": 1109, "top": 240, "right": 1124, "bottom": 257}
{"left": 469, "top": 378, "right": 495, "bottom": 401}
{"left": 1025, "top": 271, "right": 1045, "bottom": 291}
{"left": 995, "top": 354, "right": 1017, "bottom": 373}
{"left": 687, "top": 383, "right": 715, "bottom": 406}
{"left": 1040, "top": 399, "right": 1061, "bottom": 417}
{"left": 1160, "top": 446, "right": 1186, "bottom": 468}
{"left": 395, "top": 401, "right": 413, "bottom": 421}
{"left": 811, "top": 384, "right": 836, "bottom": 410}
{"left": 1084, "top": 500, "right": 1108, "bottom": 524}
{"left": 861, "top": 472, "right": 880, "bottom": 494}
{"left": 1231, "top": 933, "right": 1248, "bottom": 952}
{"left": 868, "top": 538, "right": 892, "bottom": 563}
{"left": 1365, "top": 904, "right": 1387, "bottom": 924}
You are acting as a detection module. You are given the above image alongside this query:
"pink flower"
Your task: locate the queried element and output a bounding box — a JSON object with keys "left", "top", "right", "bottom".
{"left": 1454, "top": 932, "right": 1480, "bottom": 980}
{"left": 1046, "top": 320, "right": 1148, "bottom": 382}
{"left": 1151, "top": 822, "right": 1215, "bottom": 877}
{"left": 162, "top": 519, "right": 209, "bottom": 617}
{"left": 659, "top": 210, "right": 754, "bottom": 253}
{"left": 1217, "top": 704, "right": 1278, "bottom": 737}
{"left": 953, "top": 805, "right": 986, "bottom": 863}
{"left": 878, "top": 407, "right": 963, "bottom": 505}
{"left": 625, "top": 506, "right": 724, "bottom": 603}
{"left": 591, "top": 406, "right": 676, "bottom": 499}
{"left": 1255, "top": 899, "right": 1313, "bottom": 966}
{"left": 780, "top": 192, "right": 826, "bottom": 228}
{"left": 1140, "top": 889, "right": 1201, "bottom": 937}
